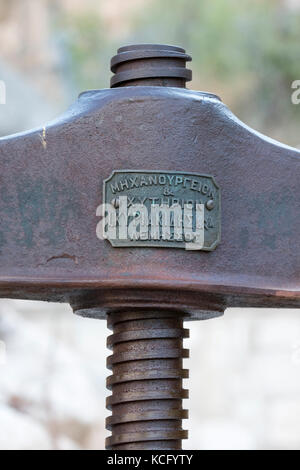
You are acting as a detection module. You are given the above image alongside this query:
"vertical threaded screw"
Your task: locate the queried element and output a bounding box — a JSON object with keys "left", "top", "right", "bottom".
{"left": 105, "top": 310, "right": 189, "bottom": 450}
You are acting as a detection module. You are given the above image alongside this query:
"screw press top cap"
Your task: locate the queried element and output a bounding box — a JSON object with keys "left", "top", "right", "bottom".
{"left": 110, "top": 44, "right": 192, "bottom": 88}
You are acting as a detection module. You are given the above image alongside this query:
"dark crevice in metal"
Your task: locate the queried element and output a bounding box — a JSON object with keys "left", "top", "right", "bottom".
{"left": 106, "top": 310, "right": 189, "bottom": 450}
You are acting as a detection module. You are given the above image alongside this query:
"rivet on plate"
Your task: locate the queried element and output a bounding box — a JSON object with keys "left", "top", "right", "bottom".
{"left": 206, "top": 199, "right": 214, "bottom": 211}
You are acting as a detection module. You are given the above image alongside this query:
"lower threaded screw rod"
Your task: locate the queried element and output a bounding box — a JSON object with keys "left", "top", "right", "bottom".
{"left": 105, "top": 310, "right": 189, "bottom": 450}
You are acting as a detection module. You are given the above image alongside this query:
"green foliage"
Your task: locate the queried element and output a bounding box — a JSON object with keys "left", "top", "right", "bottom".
{"left": 130, "top": 0, "right": 300, "bottom": 144}
{"left": 55, "top": 0, "right": 300, "bottom": 145}
{"left": 55, "top": 11, "right": 113, "bottom": 91}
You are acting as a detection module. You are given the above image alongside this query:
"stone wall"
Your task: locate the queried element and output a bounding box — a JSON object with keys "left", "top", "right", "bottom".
{"left": 0, "top": 300, "right": 299, "bottom": 449}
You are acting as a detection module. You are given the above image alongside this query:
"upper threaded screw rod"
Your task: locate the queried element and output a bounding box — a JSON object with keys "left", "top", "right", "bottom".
{"left": 106, "top": 310, "right": 189, "bottom": 450}
{"left": 110, "top": 44, "right": 192, "bottom": 88}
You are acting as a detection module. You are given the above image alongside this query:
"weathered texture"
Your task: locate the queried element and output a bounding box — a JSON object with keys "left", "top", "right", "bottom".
{"left": 103, "top": 170, "right": 221, "bottom": 251}
{"left": 110, "top": 44, "right": 192, "bottom": 88}
{"left": 0, "top": 78, "right": 299, "bottom": 317}
{"left": 0, "top": 42, "right": 300, "bottom": 451}
{"left": 106, "top": 310, "right": 189, "bottom": 450}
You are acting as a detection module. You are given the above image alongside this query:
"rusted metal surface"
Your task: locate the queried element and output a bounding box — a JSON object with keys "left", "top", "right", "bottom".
{"left": 0, "top": 43, "right": 300, "bottom": 450}
{"left": 110, "top": 44, "right": 192, "bottom": 88}
{"left": 0, "top": 45, "right": 299, "bottom": 318}
{"left": 103, "top": 170, "right": 221, "bottom": 250}
{"left": 106, "top": 310, "right": 189, "bottom": 450}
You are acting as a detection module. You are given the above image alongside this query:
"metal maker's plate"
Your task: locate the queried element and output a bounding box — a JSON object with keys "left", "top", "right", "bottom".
{"left": 103, "top": 170, "right": 220, "bottom": 251}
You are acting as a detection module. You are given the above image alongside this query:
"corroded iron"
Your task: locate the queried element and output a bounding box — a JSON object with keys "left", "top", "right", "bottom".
{"left": 106, "top": 310, "right": 189, "bottom": 449}
{"left": 0, "top": 43, "right": 299, "bottom": 450}
{"left": 110, "top": 44, "right": 192, "bottom": 88}
{"left": 103, "top": 170, "right": 221, "bottom": 250}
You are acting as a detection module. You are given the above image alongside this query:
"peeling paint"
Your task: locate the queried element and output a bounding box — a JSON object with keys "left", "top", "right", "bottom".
{"left": 39, "top": 126, "right": 47, "bottom": 150}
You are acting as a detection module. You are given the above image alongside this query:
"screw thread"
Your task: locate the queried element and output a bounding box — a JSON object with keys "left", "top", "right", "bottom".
{"left": 110, "top": 44, "right": 192, "bottom": 88}
{"left": 106, "top": 310, "right": 189, "bottom": 450}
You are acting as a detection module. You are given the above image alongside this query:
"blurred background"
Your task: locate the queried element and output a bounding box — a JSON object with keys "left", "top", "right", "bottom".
{"left": 0, "top": 0, "right": 300, "bottom": 450}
